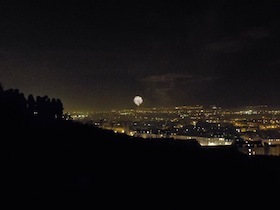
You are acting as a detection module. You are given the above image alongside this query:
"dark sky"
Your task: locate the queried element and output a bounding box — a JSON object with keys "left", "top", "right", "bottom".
{"left": 1, "top": 0, "right": 280, "bottom": 112}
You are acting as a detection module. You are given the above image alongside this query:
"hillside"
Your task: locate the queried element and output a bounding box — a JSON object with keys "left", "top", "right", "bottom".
{"left": 2, "top": 119, "right": 280, "bottom": 208}
{"left": 1, "top": 85, "right": 280, "bottom": 208}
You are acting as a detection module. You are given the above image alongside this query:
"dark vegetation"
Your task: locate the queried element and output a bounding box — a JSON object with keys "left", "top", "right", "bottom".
{"left": 1, "top": 83, "right": 279, "bottom": 208}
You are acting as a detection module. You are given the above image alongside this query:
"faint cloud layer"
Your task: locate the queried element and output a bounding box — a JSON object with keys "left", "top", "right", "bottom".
{"left": 144, "top": 73, "right": 193, "bottom": 83}
{"left": 143, "top": 73, "right": 216, "bottom": 84}
{"left": 244, "top": 28, "right": 270, "bottom": 40}
{"left": 142, "top": 73, "right": 218, "bottom": 105}
{"left": 205, "top": 28, "right": 271, "bottom": 53}
{"left": 205, "top": 40, "right": 245, "bottom": 53}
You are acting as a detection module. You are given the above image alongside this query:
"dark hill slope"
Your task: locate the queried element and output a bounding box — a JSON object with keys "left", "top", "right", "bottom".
{"left": 2, "top": 120, "right": 280, "bottom": 208}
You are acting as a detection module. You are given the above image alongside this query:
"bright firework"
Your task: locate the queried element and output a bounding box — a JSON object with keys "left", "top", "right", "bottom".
{"left": 133, "top": 96, "right": 143, "bottom": 106}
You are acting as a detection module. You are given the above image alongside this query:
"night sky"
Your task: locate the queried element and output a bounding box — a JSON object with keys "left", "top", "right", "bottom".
{"left": 1, "top": 0, "right": 280, "bottom": 112}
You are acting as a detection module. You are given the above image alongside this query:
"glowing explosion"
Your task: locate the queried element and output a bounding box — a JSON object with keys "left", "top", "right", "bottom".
{"left": 133, "top": 96, "right": 143, "bottom": 106}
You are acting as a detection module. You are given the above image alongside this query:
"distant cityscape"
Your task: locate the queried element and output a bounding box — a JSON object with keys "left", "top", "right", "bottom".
{"left": 69, "top": 105, "right": 280, "bottom": 156}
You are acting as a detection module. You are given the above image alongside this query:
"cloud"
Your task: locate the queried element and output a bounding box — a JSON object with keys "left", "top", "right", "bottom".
{"left": 143, "top": 73, "right": 217, "bottom": 85}
{"left": 244, "top": 28, "right": 270, "bottom": 40}
{"left": 144, "top": 73, "right": 194, "bottom": 83}
{"left": 205, "top": 28, "right": 271, "bottom": 54}
{"left": 142, "top": 73, "right": 218, "bottom": 106}
{"left": 143, "top": 73, "right": 196, "bottom": 96}
{"left": 205, "top": 40, "right": 245, "bottom": 53}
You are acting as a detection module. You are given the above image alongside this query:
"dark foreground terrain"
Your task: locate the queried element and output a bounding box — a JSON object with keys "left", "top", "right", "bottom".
{"left": 2, "top": 120, "right": 280, "bottom": 209}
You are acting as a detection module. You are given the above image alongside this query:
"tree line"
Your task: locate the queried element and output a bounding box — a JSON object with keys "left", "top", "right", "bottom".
{"left": 0, "top": 83, "right": 63, "bottom": 124}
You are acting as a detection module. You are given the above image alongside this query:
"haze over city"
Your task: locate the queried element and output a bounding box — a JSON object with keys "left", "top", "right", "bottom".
{"left": 1, "top": 0, "right": 280, "bottom": 112}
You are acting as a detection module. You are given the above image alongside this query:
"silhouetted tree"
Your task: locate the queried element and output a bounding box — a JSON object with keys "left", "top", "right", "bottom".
{"left": 0, "top": 82, "right": 65, "bottom": 126}
{"left": 55, "top": 99, "right": 64, "bottom": 119}
{"left": 3, "top": 88, "right": 27, "bottom": 125}
{"left": 0, "top": 83, "right": 3, "bottom": 93}
{"left": 0, "top": 83, "right": 3, "bottom": 96}
{"left": 36, "top": 95, "right": 50, "bottom": 120}
{"left": 35, "top": 95, "right": 64, "bottom": 121}
{"left": 50, "top": 98, "right": 57, "bottom": 119}
{"left": 27, "top": 94, "right": 37, "bottom": 119}
{"left": 0, "top": 83, "right": 4, "bottom": 120}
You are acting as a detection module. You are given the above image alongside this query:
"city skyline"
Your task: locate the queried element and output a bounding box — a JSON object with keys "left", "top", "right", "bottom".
{"left": 1, "top": 0, "right": 280, "bottom": 112}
